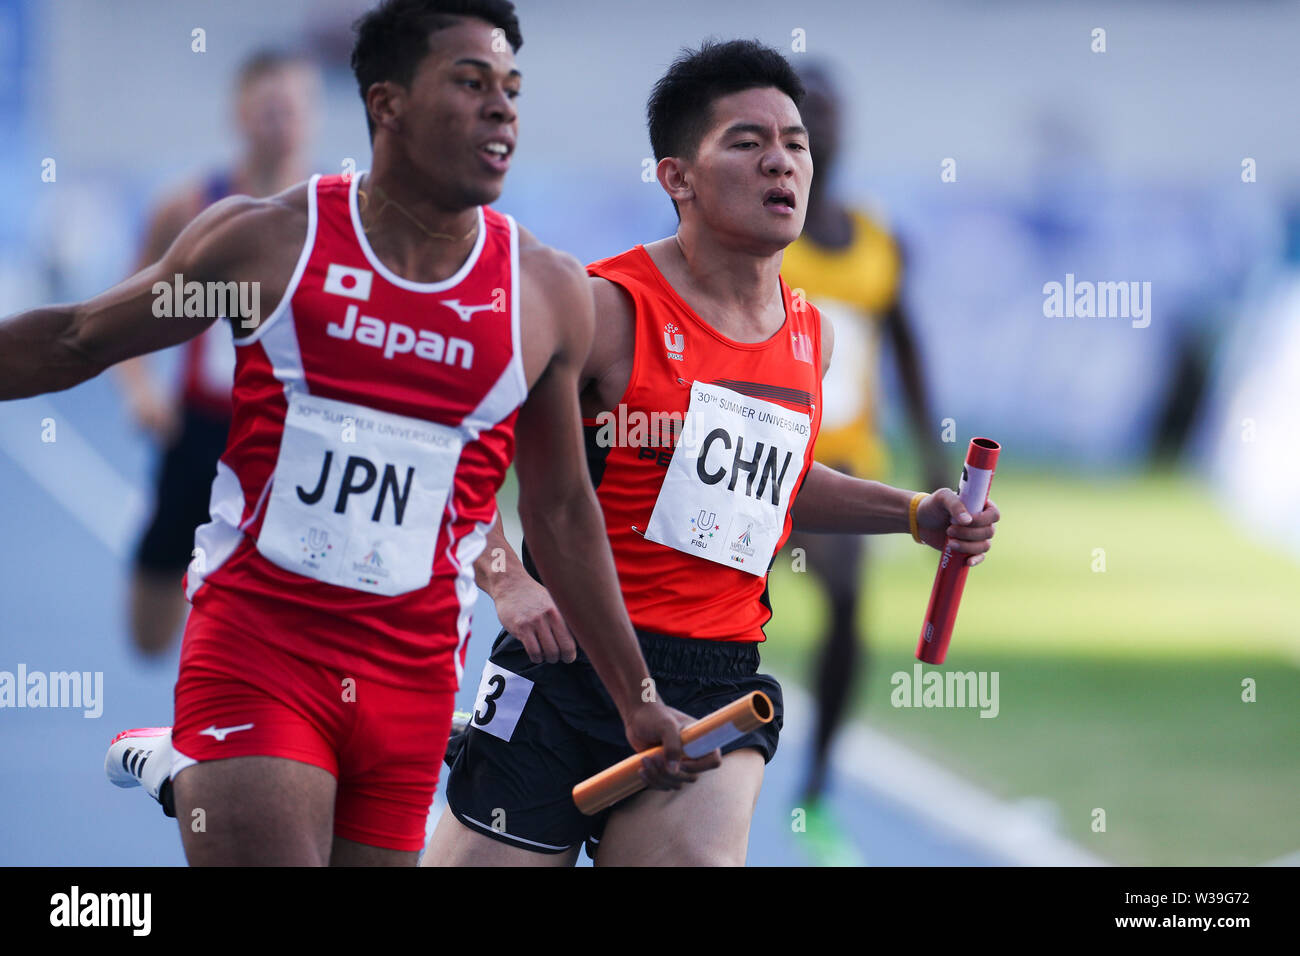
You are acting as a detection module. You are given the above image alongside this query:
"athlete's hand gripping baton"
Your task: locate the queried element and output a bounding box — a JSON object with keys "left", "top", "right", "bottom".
{"left": 916, "top": 437, "right": 1000, "bottom": 665}
{"left": 572, "top": 691, "right": 773, "bottom": 816}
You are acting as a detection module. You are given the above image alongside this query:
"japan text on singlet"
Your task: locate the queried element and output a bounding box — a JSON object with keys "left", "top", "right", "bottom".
{"left": 582, "top": 245, "right": 823, "bottom": 642}
{"left": 185, "top": 173, "right": 527, "bottom": 690}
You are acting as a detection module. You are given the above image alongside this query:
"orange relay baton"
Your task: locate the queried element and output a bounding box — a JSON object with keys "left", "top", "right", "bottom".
{"left": 572, "top": 691, "right": 773, "bottom": 816}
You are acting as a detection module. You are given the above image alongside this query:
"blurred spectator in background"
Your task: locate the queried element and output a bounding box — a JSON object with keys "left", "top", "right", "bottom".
{"left": 118, "top": 49, "right": 320, "bottom": 656}
{"left": 780, "top": 60, "right": 946, "bottom": 860}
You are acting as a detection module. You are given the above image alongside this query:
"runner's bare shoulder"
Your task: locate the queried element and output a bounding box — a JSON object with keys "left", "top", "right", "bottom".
{"left": 589, "top": 275, "right": 634, "bottom": 327}
{"left": 515, "top": 225, "right": 590, "bottom": 324}
{"left": 166, "top": 182, "right": 313, "bottom": 329}
{"left": 176, "top": 184, "right": 309, "bottom": 277}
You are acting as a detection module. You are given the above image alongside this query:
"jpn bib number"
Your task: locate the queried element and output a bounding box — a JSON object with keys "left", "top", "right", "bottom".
{"left": 256, "top": 390, "right": 464, "bottom": 596}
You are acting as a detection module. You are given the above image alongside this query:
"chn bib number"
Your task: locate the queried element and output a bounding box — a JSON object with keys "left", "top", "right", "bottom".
{"left": 256, "top": 390, "right": 464, "bottom": 596}
{"left": 644, "top": 381, "right": 810, "bottom": 576}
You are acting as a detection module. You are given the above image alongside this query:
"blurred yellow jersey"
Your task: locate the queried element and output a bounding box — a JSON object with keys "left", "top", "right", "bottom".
{"left": 781, "top": 209, "right": 901, "bottom": 478}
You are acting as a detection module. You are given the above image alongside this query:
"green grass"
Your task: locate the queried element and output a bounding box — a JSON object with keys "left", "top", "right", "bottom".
{"left": 761, "top": 465, "right": 1300, "bottom": 865}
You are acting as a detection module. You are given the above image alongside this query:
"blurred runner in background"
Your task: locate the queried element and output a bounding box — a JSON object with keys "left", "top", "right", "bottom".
{"left": 780, "top": 61, "right": 947, "bottom": 862}
{"left": 117, "top": 50, "right": 319, "bottom": 656}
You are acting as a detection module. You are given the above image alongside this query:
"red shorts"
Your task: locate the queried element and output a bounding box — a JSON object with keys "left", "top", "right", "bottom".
{"left": 172, "top": 604, "right": 456, "bottom": 852}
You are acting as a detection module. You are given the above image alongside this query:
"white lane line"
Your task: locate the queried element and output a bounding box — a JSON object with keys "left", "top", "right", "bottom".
{"left": 0, "top": 397, "right": 145, "bottom": 560}
{"left": 779, "top": 678, "right": 1109, "bottom": 867}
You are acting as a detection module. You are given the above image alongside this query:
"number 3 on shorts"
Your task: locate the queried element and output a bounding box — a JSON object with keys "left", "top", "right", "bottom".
{"left": 470, "top": 661, "right": 534, "bottom": 742}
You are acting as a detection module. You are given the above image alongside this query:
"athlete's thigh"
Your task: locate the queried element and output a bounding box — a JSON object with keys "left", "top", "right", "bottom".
{"left": 594, "top": 748, "right": 765, "bottom": 867}
{"left": 173, "top": 755, "right": 336, "bottom": 866}
{"left": 422, "top": 805, "right": 580, "bottom": 867}
{"left": 332, "top": 680, "right": 455, "bottom": 858}
{"left": 330, "top": 836, "right": 418, "bottom": 866}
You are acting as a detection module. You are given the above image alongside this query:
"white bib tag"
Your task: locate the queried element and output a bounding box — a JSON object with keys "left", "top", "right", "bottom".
{"left": 256, "top": 390, "right": 463, "bottom": 596}
{"left": 644, "top": 381, "right": 811, "bottom": 576}
{"left": 469, "top": 661, "right": 534, "bottom": 742}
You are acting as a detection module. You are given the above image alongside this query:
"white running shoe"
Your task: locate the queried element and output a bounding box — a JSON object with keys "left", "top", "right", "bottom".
{"left": 105, "top": 727, "right": 176, "bottom": 816}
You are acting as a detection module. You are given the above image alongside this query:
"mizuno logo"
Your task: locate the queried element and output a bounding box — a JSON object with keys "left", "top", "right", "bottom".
{"left": 441, "top": 299, "right": 499, "bottom": 322}
{"left": 326, "top": 304, "right": 474, "bottom": 369}
{"left": 199, "top": 723, "right": 255, "bottom": 742}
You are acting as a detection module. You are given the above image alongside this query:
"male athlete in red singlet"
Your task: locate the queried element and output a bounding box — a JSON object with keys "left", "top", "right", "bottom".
{"left": 0, "top": 0, "right": 712, "bottom": 866}
{"left": 428, "top": 40, "right": 1000, "bottom": 867}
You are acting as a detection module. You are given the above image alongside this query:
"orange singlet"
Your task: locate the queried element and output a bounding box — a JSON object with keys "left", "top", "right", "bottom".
{"left": 575, "top": 245, "right": 823, "bottom": 642}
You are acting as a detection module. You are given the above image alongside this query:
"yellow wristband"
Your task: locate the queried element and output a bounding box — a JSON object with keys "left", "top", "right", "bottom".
{"left": 909, "top": 492, "right": 928, "bottom": 543}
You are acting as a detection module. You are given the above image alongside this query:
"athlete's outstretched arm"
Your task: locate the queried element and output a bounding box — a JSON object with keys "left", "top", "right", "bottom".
{"left": 514, "top": 250, "right": 719, "bottom": 787}
{"left": 792, "top": 462, "right": 996, "bottom": 565}
{"left": 791, "top": 305, "right": 999, "bottom": 562}
{"left": 0, "top": 193, "right": 294, "bottom": 400}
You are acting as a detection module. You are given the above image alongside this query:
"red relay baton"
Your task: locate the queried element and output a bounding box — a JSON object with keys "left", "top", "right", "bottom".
{"left": 916, "top": 437, "right": 1000, "bottom": 665}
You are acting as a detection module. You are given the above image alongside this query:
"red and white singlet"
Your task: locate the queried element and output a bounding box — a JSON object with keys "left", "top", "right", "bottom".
{"left": 186, "top": 173, "right": 526, "bottom": 691}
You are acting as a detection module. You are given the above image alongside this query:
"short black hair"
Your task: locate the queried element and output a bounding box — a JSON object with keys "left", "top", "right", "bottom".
{"left": 647, "top": 38, "right": 804, "bottom": 163}
{"left": 351, "top": 0, "right": 523, "bottom": 139}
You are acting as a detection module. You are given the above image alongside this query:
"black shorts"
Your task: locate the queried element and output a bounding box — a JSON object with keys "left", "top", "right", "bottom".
{"left": 134, "top": 405, "right": 230, "bottom": 573}
{"left": 444, "top": 628, "right": 783, "bottom": 859}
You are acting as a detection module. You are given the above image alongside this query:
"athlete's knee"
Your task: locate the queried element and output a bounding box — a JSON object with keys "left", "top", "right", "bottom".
{"left": 331, "top": 837, "right": 417, "bottom": 866}
{"left": 421, "top": 807, "right": 467, "bottom": 866}
{"left": 610, "top": 830, "right": 747, "bottom": 867}
{"left": 172, "top": 758, "right": 335, "bottom": 865}
{"left": 423, "top": 807, "right": 501, "bottom": 866}
{"left": 671, "top": 841, "right": 747, "bottom": 867}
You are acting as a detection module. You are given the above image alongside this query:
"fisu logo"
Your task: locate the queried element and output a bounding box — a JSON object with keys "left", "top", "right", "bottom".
{"left": 664, "top": 322, "right": 684, "bottom": 362}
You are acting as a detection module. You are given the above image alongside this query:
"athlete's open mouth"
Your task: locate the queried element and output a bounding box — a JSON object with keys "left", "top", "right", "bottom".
{"left": 763, "top": 188, "right": 796, "bottom": 210}
{"left": 478, "top": 138, "right": 514, "bottom": 172}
